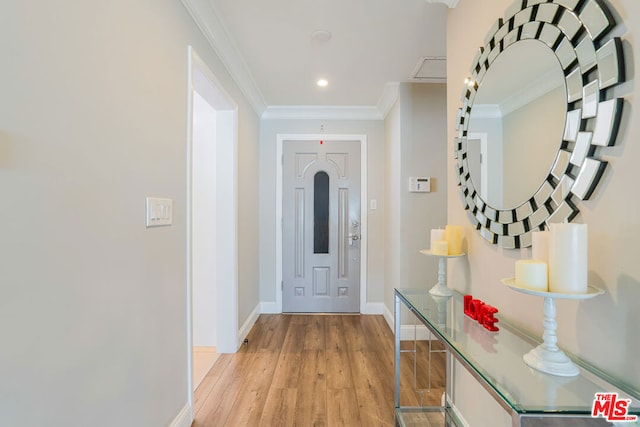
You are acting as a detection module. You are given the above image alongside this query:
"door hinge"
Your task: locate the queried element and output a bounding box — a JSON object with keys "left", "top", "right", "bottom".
{"left": 281, "top": 281, "right": 284, "bottom": 291}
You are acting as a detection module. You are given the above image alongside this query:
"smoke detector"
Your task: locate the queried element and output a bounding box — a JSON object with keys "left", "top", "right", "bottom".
{"left": 311, "top": 29, "right": 332, "bottom": 42}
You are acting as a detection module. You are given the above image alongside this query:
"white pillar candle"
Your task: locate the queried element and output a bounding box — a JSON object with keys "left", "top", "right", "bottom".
{"left": 445, "top": 225, "right": 462, "bottom": 255}
{"left": 532, "top": 230, "right": 550, "bottom": 263}
{"left": 515, "top": 260, "right": 548, "bottom": 291}
{"left": 430, "top": 229, "right": 445, "bottom": 252}
{"left": 548, "top": 223, "right": 588, "bottom": 294}
{"left": 432, "top": 240, "right": 449, "bottom": 256}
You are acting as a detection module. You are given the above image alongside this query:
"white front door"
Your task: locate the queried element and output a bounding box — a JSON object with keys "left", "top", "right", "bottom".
{"left": 282, "top": 140, "right": 361, "bottom": 313}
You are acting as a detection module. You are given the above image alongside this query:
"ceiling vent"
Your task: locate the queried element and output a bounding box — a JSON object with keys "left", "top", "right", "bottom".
{"left": 411, "top": 56, "right": 447, "bottom": 82}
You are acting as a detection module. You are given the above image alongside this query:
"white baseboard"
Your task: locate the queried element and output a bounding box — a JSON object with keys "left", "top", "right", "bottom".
{"left": 237, "top": 303, "right": 261, "bottom": 349}
{"left": 383, "top": 304, "right": 394, "bottom": 329}
{"left": 382, "top": 303, "right": 434, "bottom": 340}
{"left": 256, "top": 300, "right": 433, "bottom": 340}
{"left": 169, "top": 403, "right": 193, "bottom": 427}
{"left": 362, "top": 302, "right": 384, "bottom": 314}
{"left": 448, "top": 399, "right": 471, "bottom": 427}
{"left": 259, "top": 301, "right": 385, "bottom": 315}
{"left": 401, "top": 324, "right": 433, "bottom": 340}
{"left": 260, "top": 301, "right": 279, "bottom": 314}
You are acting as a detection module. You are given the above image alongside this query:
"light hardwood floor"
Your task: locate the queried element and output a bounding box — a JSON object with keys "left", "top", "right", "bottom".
{"left": 193, "top": 347, "right": 219, "bottom": 391}
{"left": 193, "top": 314, "right": 445, "bottom": 426}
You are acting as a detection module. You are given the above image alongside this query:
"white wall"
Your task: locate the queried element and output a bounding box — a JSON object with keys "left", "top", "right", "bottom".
{"left": 400, "top": 84, "right": 449, "bottom": 287}
{"left": 236, "top": 107, "right": 261, "bottom": 329}
{"left": 259, "top": 119, "right": 386, "bottom": 309}
{"left": 384, "top": 83, "right": 449, "bottom": 314}
{"left": 447, "top": 0, "right": 640, "bottom": 423}
{"left": 0, "top": 1, "right": 260, "bottom": 426}
{"left": 385, "top": 99, "right": 403, "bottom": 313}
{"left": 192, "top": 93, "right": 217, "bottom": 347}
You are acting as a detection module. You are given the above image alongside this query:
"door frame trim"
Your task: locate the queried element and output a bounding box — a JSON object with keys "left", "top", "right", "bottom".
{"left": 186, "top": 47, "right": 239, "bottom": 410}
{"left": 275, "top": 134, "right": 368, "bottom": 313}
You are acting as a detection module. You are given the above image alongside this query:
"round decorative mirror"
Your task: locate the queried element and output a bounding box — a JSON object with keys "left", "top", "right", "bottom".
{"left": 467, "top": 39, "right": 566, "bottom": 210}
{"left": 455, "top": 0, "right": 625, "bottom": 249}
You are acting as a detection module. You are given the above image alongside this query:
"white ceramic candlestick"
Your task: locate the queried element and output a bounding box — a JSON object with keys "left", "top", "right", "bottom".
{"left": 420, "top": 249, "right": 466, "bottom": 297}
{"left": 502, "top": 278, "right": 603, "bottom": 377}
{"left": 432, "top": 256, "right": 451, "bottom": 296}
{"left": 523, "top": 296, "right": 579, "bottom": 377}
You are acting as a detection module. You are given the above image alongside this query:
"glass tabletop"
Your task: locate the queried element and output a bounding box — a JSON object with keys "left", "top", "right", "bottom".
{"left": 395, "top": 287, "right": 640, "bottom": 415}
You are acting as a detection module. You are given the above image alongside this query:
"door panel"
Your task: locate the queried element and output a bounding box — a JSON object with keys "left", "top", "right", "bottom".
{"left": 283, "top": 140, "right": 361, "bottom": 313}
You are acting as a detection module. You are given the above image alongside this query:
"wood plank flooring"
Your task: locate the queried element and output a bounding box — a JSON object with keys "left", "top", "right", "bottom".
{"left": 193, "top": 314, "right": 446, "bottom": 427}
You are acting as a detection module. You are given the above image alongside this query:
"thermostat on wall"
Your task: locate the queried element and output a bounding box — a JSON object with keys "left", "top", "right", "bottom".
{"left": 409, "top": 177, "right": 431, "bottom": 193}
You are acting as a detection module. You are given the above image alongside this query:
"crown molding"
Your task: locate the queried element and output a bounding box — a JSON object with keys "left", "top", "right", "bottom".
{"left": 425, "top": 0, "right": 459, "bottom": 8}
{"left": 262, "top": 81, "right": 401, "bottom": 120}
{"left": 181, "top": 0, "right": 267, "bottom": 115}
{"left": 182, "top": 0, "right": 408, "bottom": 121}
{"left": 262, "top": 82, "right": 400, "bottom": 120}
{"left": 262, "top": 105, "right": 384, "bottom": 121}
{"left": 376, "top": 82, "right": 400, "bottom": 119}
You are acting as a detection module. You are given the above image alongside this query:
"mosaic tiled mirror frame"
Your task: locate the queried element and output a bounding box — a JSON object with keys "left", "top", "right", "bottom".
{"left": 455, "top": 0, "right": 625, "bottom": 249}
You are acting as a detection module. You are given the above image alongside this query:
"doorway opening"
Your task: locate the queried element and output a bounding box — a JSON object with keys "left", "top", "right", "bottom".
{"left": 187, "top": 47, "right": 239, "bottom": 399}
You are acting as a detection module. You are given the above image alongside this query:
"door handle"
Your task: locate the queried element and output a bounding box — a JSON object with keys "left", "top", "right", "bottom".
{"left": 348, "top": 233, "right": 360, "bottom": 245}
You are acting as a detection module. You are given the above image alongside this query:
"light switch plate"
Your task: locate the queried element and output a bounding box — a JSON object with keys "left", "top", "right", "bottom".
{"left": 146, "top": 197, "right": 173, "bottom": 227}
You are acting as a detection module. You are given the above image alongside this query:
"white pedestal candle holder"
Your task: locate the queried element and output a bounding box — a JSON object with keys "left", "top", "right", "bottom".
{"left": 420, "top": 250, "right": 466, "bottom": 297}
{"left": 502, "top": 278, "right": 603, "bottom": 377}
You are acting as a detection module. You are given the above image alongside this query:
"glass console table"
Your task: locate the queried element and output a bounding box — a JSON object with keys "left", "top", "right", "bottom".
{"left": 394, "top": 288, "right": 640, "bottom": 426}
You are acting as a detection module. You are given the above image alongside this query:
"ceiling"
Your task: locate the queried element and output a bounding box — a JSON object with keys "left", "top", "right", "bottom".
{"left": 183, "top": 0, "right": 451, "bottom": 116}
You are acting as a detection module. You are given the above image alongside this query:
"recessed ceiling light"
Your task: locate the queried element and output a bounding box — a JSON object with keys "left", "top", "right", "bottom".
{"left": 317, "top": 79, "right": 329, "bottom": 87}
